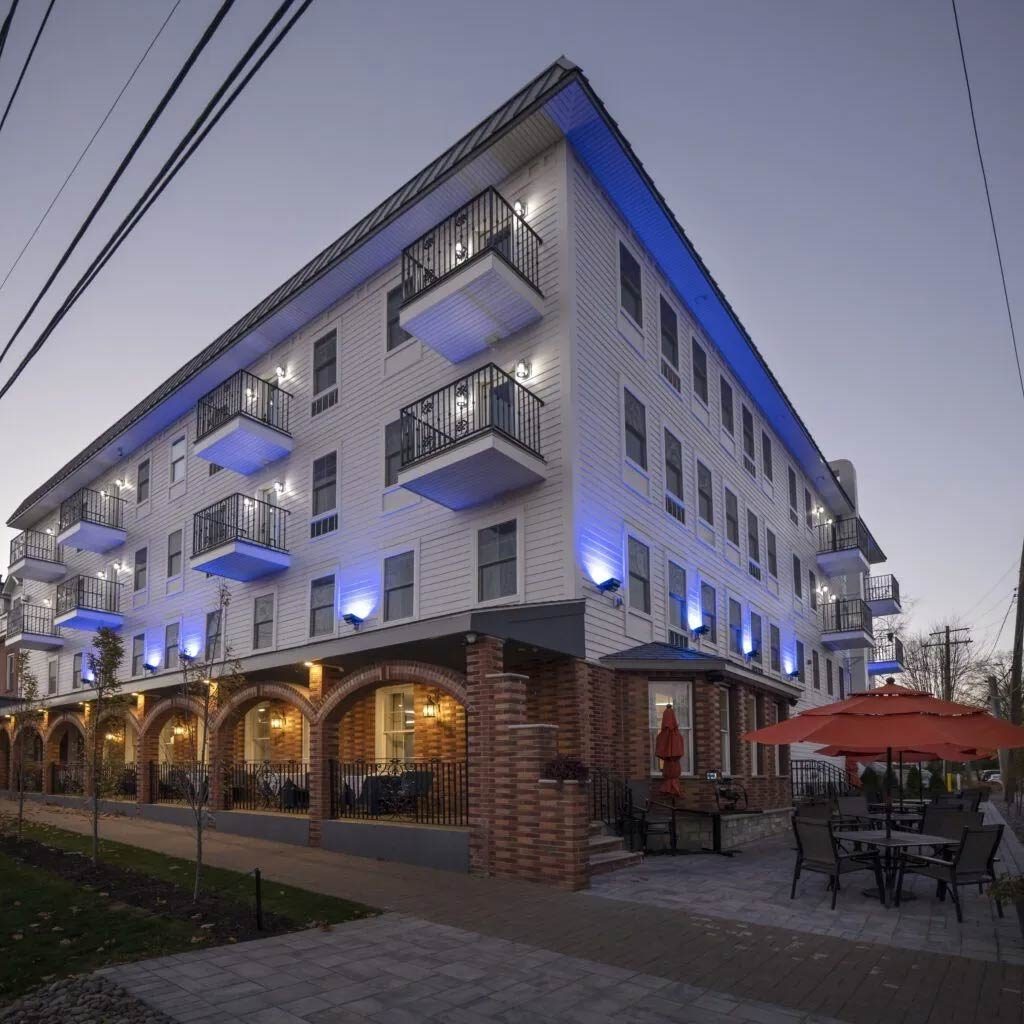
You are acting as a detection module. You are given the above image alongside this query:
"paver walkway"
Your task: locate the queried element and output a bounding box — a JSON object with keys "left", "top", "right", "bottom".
{"left": 4, "top": 799, "right": 1023, "bottom": 1023}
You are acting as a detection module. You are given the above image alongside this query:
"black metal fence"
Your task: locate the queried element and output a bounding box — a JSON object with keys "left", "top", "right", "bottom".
{"left": 7, "top": 603, "right": 60, "bottom": 639}
{"left": 59, "top": 486, "right": 125, "bottom": 533}
{"left": 870, "top": 636, "right": 905, "bottom": 668}
{"left": 51, "top": 762, "right": 85, "bottom": 795}
{"left": 225, "top": 761, "right": 310, "bottom": 813}
{"left": 329, "top": 759, "right": 468, "bottom": 826}
{"left": 104, "top": 762, "right": 138, "bottom": 800}
{"left": 819, "top": 598, "right": 873, "bottom": 636}
{"left": 815, "top": 516, "right": 884, "bottom": 562}
{"left": 10, "top": 529, "right": 63, "bottom": 567}
{"left": 790, "top": 758, "right": 853, "bottom": 800}
{"left": 400, "top": 363, "right": 543, "bottom": 468}
{"left": 149, "top": 761, "right": 209, "bottom": 805}
{"left": 56, "top": 575, "right": 121, "bottom": 617}
{"left": 14, "top": 764, "right": 42, "bottom": 792}
{"left": 193, "top": 494, "right": 289, "bottom": 556}
{"left": 865, "top": 574, "right": 900, "bottom": 608}
{"left": 196, "top": 369, "right": 292, "bottom": 441}
{"left": 401, "top": 186, "right": 542, "bottom": 303}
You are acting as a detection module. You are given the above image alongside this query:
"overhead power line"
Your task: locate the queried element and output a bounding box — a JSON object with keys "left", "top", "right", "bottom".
{"left": 951, "top": 0, "right": 1024, "bottom": 404}
{"left": 964, "top": 561, "right": 1018, "bottom": 619}
{"left": 0, "top": 0, "right": 315, "bottom": 403}
{"left": 0, "top": 0, "right": 55, "bottom": 139}
{"left": 0, "top": 0, "right": 236, "bottom": 372}
{"left": 0, "top": 0, "right": 21, "bottom": 73}
{"left": 0, "top": 0, "right": 181, "bottom": 297}
{"left": 982, "top": 591, "right": 1017, "bottom": 662}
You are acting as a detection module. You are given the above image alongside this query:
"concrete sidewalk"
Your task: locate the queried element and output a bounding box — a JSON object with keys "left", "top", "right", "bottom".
{"left": 4, "top": 799, "right": 1023, "bottom": 1023}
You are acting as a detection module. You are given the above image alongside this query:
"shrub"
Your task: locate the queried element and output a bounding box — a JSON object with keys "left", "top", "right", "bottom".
{"left": 928, "top": 769, "right": 948, "bottom": 796}
{"left": 906, "top": 766, "right": 922, "bottom": 798}
{"left": 991, "top": 876, "right": 1024, "bottom": 904}
{"left": 861, "top": 765, "right": 881, "bottom": 801}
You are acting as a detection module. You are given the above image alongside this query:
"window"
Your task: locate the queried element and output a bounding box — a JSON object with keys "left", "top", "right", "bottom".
{"left": 742, "top": 406, "right": 755, "bottom": 474}
{"left": 725, "top": 488, "right": 739, "bottom": 546}
{"left": 667, "top": 562, "right": 687, "bottom": 644}
{"left": 770, "top": 624, "right": 781, "bottom": 672}
{"left": 766, "top": 528, "right": 778, "bottom": 578}
{"left": 72, "top": 653, "right": 82, "bottom": 690}
{"left": 788, "top": 467, "right": 799, "bottom": 524}
{"left": 170, "top": 437, "right": 186, "bottom": 484}
{"left": 728, "top": 597, "right": 742, "bottom": 655}
{"left": 692, "top": 338, "right": 708, "bottom": 404}
{"left": 793, "top": 554, "right": 802, "bottom": 599}
{"left": 747, "top": 511, "right": 760, "bottom": 564}
{"left": 205, "top": 610, "right": 222, "bottom": 661}
{"left": 659, "top": 296, "right": 678, "bottom": 368}
{"left": 697, "top": 461, "right": 713, "bottom": 525}
{"left": 132, "top": 634, "right": 145, "bottom": 676}
{"left": 701, "top": 581, "right": 717, "bottom": 643}
{"left": 386, "top": 286, "right": 410, "bottom": 351}
{"left": 664, "top": 428, "right": 684, "bottom": 504}
{"left": 649, "top": 682, "right": 693, "bottom": 775}
{"left": 750, "top": 612, "right": 763, "bottom": 665}
{"left": 719, "top": 377, "right": 734, "bottom": 434}
{"left": 627, "top": 536, "right": 651, "bottom": 614}
{"left": 748, "top": 693, "right": 762, "bottom": 775}
{"left": 378, "top": 685, "right": 415, "bottom": 760}
{"left": 796, "top": 639, "right": 806, "bottom": 683}
{"left": 826, "top": 658, "right": 834, "bottom": 696}
{"left": 383, "top": 551, "right": 415, "bottom": 622}
{"left": 137, "top": 458, "right": 150, "bottom": 502}
{"left": 167, "top": 530, "right": 182, "bottom": 578}
{"left": 164, "top": 622, "right": 180, "bottom": 671}
{"left": 248, "top": 706, "right": 271, "bottom": 762}
{"left": 805, "top": 488, "right": 813, "bottom": 529}
{"left": 839, "top": 665, "right": 846, "bottom": 699}
{"left": 384, "top": 420, "right": 404, "bottom": 487}
{"left": 47, "top": 660, "right": 57, "bottom": 695}
{"left": 253, "top": 595, "right": 275, "bottom": 649}
{"left": 312, "top": 452, "right": 337, "bottom": 517}
{"left": 774, "top": 703, "right": 785, "bottom": 775}
{"left": 761, "top": 431, "right": 773, "bottom": 482}
{"left": 809, "top": 569, "right": 818, "bottom": 610}
{"left": 6, "top": 653, "right": 14, "bottom": 693}
{"left": 619, "top": 242, "right": 642, "bottom": 325}
{"left": 720, "top": 692, "right": 732, "bottom": 775}
{"left": 133, "top": 547, "right": 148, "bottom": 592}
{"left": 623, "top": 388, "right": 647, "bottom": 469}
{"left": 309, "top": 575, "right": 335, "bottom": 637}
{"left": 313, "top": 330, "right": 337, "bottom": 395}
{"left": 812, "top": 649, "right": 821, "bottom": 689}
{"left": 478, "top": 520, "right": 517, "bottom": 601}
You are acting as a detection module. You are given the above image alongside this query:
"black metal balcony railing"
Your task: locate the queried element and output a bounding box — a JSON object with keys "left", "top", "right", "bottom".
{"left": 816, "top": 517, "right": 885, "bottom": 563}
{"left": 401, "top": 187, "right": 542, "bottom": 305}
{"left": 59, "top": 486, "right": 125, "bottom": 533}
{"left": 400, "top": 363, "right": 543, "bottom": 468}
{"left": 820, "top": 598, "right": 873, "bottom": 636}
{"left": 56, "top": 575, "right": 121, "bottom": 617}
{"left": 149, "top": 761, "right": 209, "bottom": 805}
{"left": 871, "top": 635, "right": 905, "bottom": 666}
{"left": 7, "top": 603, "right": 60, "bottom": 638}
{"left": 0, "top": 614, "right": 6, "bottom": 640}
{"left": 10, "top": 529, "right": 63, "bottom": 567}
{"left": 192, "top": 494, "right": 289, "bottom": 557}
{"left": 865, "top": 574, "right": 900, "bottom": 607}
{"left": 51, "top": 762, "right": 86, "bottom": 795}
{"left": 329, "top": 759, "right": 468, "bottom": 827}
{"left": 226, "top": 762, "right": 309, "bottom": 814}
{"left": 196, "top": 368, "right": 292, "bottom": 442}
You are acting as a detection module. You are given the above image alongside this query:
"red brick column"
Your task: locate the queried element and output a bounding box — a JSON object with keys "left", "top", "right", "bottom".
{"left": 307, "top": 717, "right": 337, "bottom": 848}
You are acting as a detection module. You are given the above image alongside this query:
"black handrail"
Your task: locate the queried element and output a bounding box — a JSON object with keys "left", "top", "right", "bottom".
{"left": 815, "top": 516, "right": 885, "bottom": 563}
{"left": 590, "top": 766, "right": 632, "bottom": 836}
{"left": 865, "top": 574, "right": 900, "bottom": 608}
{"left": 329, "top": 759, "right": 468, "bottom": 826}
{"left": 10, "top": 529, "right": 63, "bottom": 566}
{"left": 870, "top": 636, "right": 905, "bottom": 667}
{"left": 7, "top": 603, "right": 60, "bottom": 638}
{"left": 819, "top": 598, "right": 873, "bottom": 636}
{"left": 790, "top": 758, "right": 853, "bottom": 800}
{"left": 59, "top": 487, "right": 125, "bottom": 533}
{"left": 400, "top": 363, "right": 543, "bottom": 468}
{"left": 192, "top": 494, "right": 289, "bottom": 556}
{"left": 196, "top": 368, "right": 292, "bottom": 441}
{"left": 56, "top": 575, "right": 121, "bottom": 617}
{"left": 401, "top": 187, "right": 542, "bottom": 304}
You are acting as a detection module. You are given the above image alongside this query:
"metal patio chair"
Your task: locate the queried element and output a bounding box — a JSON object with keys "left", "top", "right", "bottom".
{"left": 791, "top": 817, "right": 885, "bottom": 910}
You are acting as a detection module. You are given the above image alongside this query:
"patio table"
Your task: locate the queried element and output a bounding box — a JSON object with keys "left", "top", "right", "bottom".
{"left": 834, "top": 829, "right": 954, "bottom": 906}
{"left": 862, "top": 811, "right": 923, "bottom": 827}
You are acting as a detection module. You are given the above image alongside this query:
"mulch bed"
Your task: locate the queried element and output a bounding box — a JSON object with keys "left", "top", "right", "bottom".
{"left": 0, "top": 832, "right": 292, "bottom": 944}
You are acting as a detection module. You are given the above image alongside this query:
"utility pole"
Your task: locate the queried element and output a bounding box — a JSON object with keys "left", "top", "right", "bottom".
{"left": 924, "top": 625, "right": 972, "bottom": 788}
{"left": 1005, "top": 539, "right": 1024, "bottom": 803}
{"left": 989, "top": 674, "right": 1010, "bottom": 790}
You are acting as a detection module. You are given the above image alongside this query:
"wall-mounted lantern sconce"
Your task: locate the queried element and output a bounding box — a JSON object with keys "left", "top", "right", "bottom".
{"left": 275, "top": 365, "right": 287, "bottom": 380}
{"left": 273, "top": 480, "right": 285, "bottom": 495}
{"left": 514, "top": 358, "right": 532, "bottom": 381}
{"left": 172, "top": 721, "right": 187, "bottom": 738}
{"left": 421, "top": 691, "right": 441, "bottom": 719}
{"left": 343, "top": 612, "right": 363, "bottom": 629}
{"left": 454, "top": 241, "right": 467, "bottom": 262}
{"left": 464, "top": 631, "right": 478, "bottom": 645}
{"left": 269, "top": 711, "right": 285, "bottom": 731}
{"left": 513, "top": 200, "right": 528, "bottom": 219}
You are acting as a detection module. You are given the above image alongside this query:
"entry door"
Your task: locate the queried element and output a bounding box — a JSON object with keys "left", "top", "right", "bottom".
{"left": 256, "top": 487, "right": 280, "bottom": 548}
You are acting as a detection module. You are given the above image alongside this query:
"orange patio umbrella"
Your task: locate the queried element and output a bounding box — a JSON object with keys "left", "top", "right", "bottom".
{"left": 814, "top": 743, "right": 993, "bottom": 763}
{"left": 655, "top": 703, "right": 686, "bottom": 798}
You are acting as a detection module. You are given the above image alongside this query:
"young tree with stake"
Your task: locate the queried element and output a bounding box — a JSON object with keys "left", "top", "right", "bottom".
{"left": 10, "top": 651, "right": 44, "bottom": 836}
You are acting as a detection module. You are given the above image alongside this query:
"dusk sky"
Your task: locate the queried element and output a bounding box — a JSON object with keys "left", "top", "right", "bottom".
{"left": 0, "top": 0, "right": 1020, "bottom": 654}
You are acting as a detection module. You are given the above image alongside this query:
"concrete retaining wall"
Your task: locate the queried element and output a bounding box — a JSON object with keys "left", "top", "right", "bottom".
{"left": 321, "top": 819, "right": 470, "bottom": 873}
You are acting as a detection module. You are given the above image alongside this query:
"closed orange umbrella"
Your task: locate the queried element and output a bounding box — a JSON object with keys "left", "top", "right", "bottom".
{"left": 655, "top": 703, "right": 685, "bottom": 798}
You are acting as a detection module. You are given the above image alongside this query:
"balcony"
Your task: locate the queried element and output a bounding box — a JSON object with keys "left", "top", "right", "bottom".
{"left": 191, "top": 494, "right": 290, "bottom": 581}
{"left": 815, "top": 517, "right": 885, "bottom": 578}
{"left": 6, "top": 604, "right": 63, "bottom": 651}
{"left": 54, "top": 575, "right": 123, "bottom": 631}
{"left": 399, "top": 188, "right": 544, "bottom": 362}
{"left": 193, "top": 369, "right": 293, "bottom": 474}
{"left": 819, "top": 598, "right": 873, "bottom": 651}
{"left": 9, "top": 529, "right": 65, "bottom": 583}
{"left": 397, "top": 364, "right": 545, "bottom": 510}
{"left": 57, "top": 487, "right": 126, "bottom": 553}
{"left": 869, "top": 635, "right": 906, "bottom": 675}
{"left": 865, "top": 574, "right": 901, "bottom": 616}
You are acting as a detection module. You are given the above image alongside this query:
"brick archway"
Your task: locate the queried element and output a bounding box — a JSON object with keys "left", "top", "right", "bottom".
{"left": 210, "top": 683, "right": 316, "bottom": 736}
{"left": 43, "top": 710, "right": 86, "bottom": 748}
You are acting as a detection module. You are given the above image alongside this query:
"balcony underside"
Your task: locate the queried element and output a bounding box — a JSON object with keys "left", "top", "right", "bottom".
{"left": 7, "top": 630, "right": 63, "bottom": 652}
{"left": 193, "top": 416, "right": 294, "bottom": 475}
{"left": 865, "top": 595, "right": 901, "bottom": 616}
{"left": 399, "top": 252, "right": 544, "bottom": 363}
{"left": 54, "top": 608, "right": 123, "bottom": 631}
{"left": 868, "top": 657, "right": 905, "bottom": 675}
{"left": 57, "top": 520, "right": 126, "bottom": 554}
{"left": 821, "top": 628, "right": 874, "bottom": 652}
{"left": 398, "top": 432, "right": 546, "bottom": 510}
{"left": 816, "top": 549, "right": 869, "bottom": 579}
{"left": 9, "top": 555, "right": 65, "bottom": 583}
{"left": 191, "top": 539, "right": 291, "bottom": 582}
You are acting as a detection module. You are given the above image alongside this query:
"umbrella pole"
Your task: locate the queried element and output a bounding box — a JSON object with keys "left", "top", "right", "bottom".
{"left": 886, "top": 747, "right": 893, "bottom": 839}
{"left": 898, "top": 753, "right": 904, "bottom": 812}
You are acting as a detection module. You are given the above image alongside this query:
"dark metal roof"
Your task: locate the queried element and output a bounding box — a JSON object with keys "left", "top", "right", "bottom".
{"left": 601, "top": 642, "right": 709, "bottom": 664}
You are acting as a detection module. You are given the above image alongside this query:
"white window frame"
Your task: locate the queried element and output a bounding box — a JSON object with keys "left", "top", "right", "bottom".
{"left": 698, "top": 573, "right": 718, "bottom": 647}
{"left": 723, "top": 485, "right": 740, "bottom": 549}
{"left": 720, "top": 689, "right": 732, "bottom": 776}
{"left": 659, "top": 293, "right": 680, "bottom": 382}
{"left": 166, "top": 529, "right": 183, "bottom": 581}
{"left": 381, "top": 544, "right": 419, "bottom": 624}
{"left": 748, "top": 693, "right": 763, "bottom": 776}
{"left": 617, "top": 236, "right": 644, "bottom": 339}
{"left": 472, "top": 513, "right": 524, "bottom": 607}
{"left": 621, "top": 383, "right": 649, "bottom": 474}
{"left": 164, "top": 619, "right": 181, "bottom": 672}
{"left": 312, "top": 328, "right": 338, "bottom": 397}
{"left": 131, "top": 633, "right": 145, "bottom": 677}
{"left": 133, "top": 546, "right": 148, "bottom": 593}
{"left": 648, "top": 680, "right": 694, "bottom": 776}
{"left": 695, "top": 458, "right": 714, "bottom": 529}
{"left": 46, "top": 658, "right": 58, "bottom": 696}
{"left": 665, "top": 557, "right": 688, "bottom": 641}
{"left": 769, "top": 621, "right": 782, "bottom": 674}
{"left": 375, "top": 683, "right": 415, "bottom": 761}
{"left": 765, "top": 527, "right": 779, "bottom": 580}
{"left": 691, "top": 336, "right": 709, "bottom": 408}
{"left": 727, "top": 594, "right": 743, "bottom": 656}
{"left": 169, "top": 435, "right": 187, "bottom": 485}
{"left": 719, "top": 375, "right": 734, "bottom": 436}
{"left": 308, "top": 572, "right": 338, "bottom": 639}
{"left": 748, "top": 607, "right": 764, "bottom": 667}
{"left": 625, "top": 531, "right": 652, "bottom": 618}
{"left": 252, "top": 592, "right": 277, "bottom": 651}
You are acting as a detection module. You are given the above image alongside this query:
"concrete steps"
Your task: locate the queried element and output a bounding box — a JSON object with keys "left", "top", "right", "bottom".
{"left": 587, "top": 821, "right": 642, "bottom": 876}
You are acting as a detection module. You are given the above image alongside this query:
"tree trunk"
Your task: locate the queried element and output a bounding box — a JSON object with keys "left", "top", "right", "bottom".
{"left": 16, "top": 746, "right": 24, "bottom": 836}
{"left": 193, "top": 810, "right": 203, "bottom": 902}
{"left": 91, "top": 715, "right": 101, "bottom": 864}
